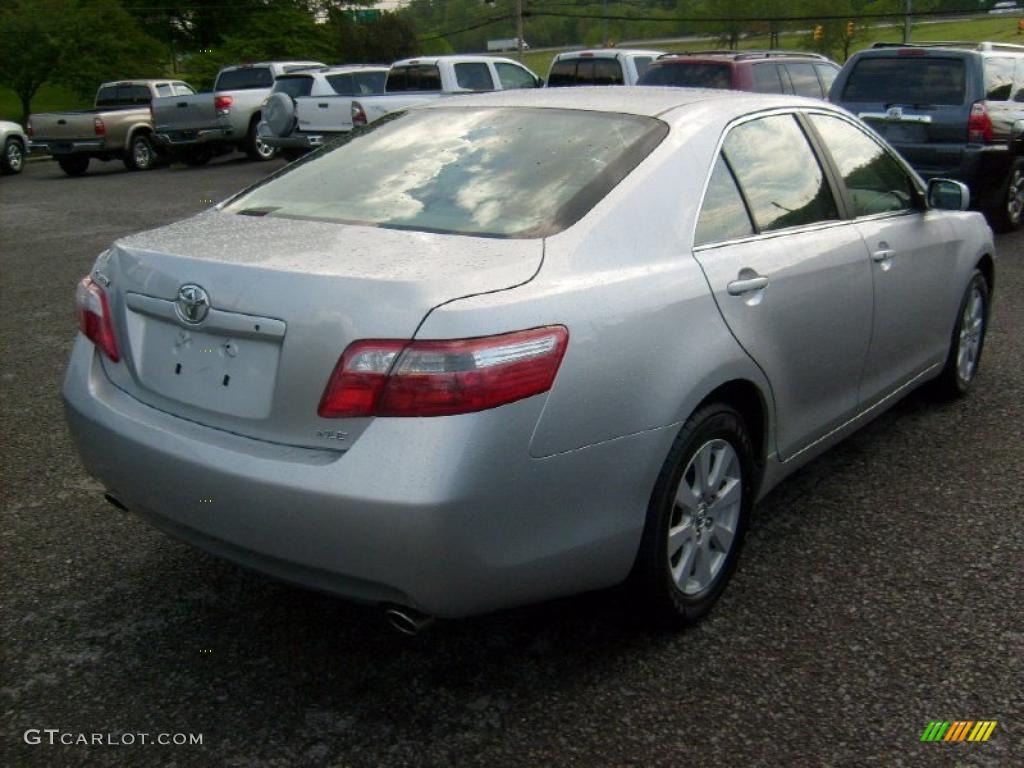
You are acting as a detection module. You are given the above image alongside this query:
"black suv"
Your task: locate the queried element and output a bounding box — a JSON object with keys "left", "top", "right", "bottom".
{"left": 831, "top": 42, "right": 1024, "bottom": 230}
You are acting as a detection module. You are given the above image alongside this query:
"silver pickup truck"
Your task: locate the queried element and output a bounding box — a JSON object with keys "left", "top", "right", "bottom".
{"left": 152, "top": 61, "right": 323, "bottom": 165}
{"left": 349, "top": 56, "right": 543, "bottom": 127}
{"left": 28, "top": 80, "right": 195, "bottom": 175}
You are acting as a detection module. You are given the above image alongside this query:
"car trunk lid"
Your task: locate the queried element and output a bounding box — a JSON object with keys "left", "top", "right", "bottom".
{"left": 95, "top": 211, "right": 542, "bottom": 451}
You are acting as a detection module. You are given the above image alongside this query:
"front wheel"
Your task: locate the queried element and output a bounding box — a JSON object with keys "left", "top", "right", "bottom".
{"left": 123, "top": 133, "right": 156, "bottom": 171}
{"left": 57, "top": 155, "right": 89, "bottom": 176}
{"left": 933, "top": 270, "right": 990, "bottom": 398}
{"left": 1, "top": 137, "right": 25, "bottom": 174}
{"left": 244, "top": 119, "right": 277, "bottom": 161}
{"left": 631, "top": 403, "right": 755, "bottom": 628}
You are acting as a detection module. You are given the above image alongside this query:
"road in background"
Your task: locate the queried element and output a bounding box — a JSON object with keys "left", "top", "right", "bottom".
{"left": 1, "top": 158, "right": 1022, "bottom": 766}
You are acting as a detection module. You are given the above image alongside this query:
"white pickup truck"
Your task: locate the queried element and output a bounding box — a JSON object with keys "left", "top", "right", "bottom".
{"left": 152, "top": 60, "right": 324, "bottom": 165}
{"left": 348, "top": 55, "right": 543, "bottom": 128}
{"left": 258, "top": 65, "right": 389, "bottom": 158}
{"left": 545, "top": 49, "right": 665, "bottom": 87}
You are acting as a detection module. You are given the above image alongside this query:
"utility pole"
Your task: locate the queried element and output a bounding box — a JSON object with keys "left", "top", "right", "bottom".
{"left": 903, "top": 0, "right": 912, "bottom": 44}
{"left": 516, "top": 0, "right": 524, "bottom": 60}
{"left": 603, "top": 0, "right": 609, "bottom": 47}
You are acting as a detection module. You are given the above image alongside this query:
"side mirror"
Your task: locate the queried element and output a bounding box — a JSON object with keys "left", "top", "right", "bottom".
{"left": 535, "top": 75, "right": 544, "bottom": 88}
{"left": 927, "top": 178, "right": 970, "bottom": 211}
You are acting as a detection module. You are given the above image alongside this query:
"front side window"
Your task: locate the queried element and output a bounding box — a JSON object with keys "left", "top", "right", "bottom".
{"left": 495, "top": 63, "right": 538, "bottom": 89}
{"left": 695, "top": 156, "right": 754, "bottom": 246}
{"left": 455, "top": 62, "right": 495, "bottom": 91}
{"left": 224, "top": 107, "right": 667, "bottom": 238}
{"left": 386, "top": 65, "right": 442, "bottom": 92}
{"left": 784, "top": 63, "right": 823, "bottom": 98}
{"left": 723, "top": 114, "right": 838, "bottom": 232}
{"left": 985, "top": 56, "right": 1016, "bottom": 101}
{"left": 809, "top": 114, "right": 918, "bottom": 217}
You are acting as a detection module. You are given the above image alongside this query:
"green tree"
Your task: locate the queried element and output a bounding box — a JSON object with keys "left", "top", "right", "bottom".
{"left": 0, "top": 0, "right": 163, "bottom": 126}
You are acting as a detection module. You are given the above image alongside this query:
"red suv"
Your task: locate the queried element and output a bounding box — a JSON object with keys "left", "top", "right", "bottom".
{"left": 638, "top": 50, "right": 840, "bottom": 99}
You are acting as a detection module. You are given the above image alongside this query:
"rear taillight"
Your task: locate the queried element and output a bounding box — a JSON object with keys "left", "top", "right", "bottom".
{"left": 26, "top": 120, "right": 33, "bottom": 137}
{"left": 318, "top": 326, "right": 569, "bottom": 418}
{"left": 75, "top": 277, "right": 119, "bottom": 362}
{"left": 214, "top": 95, "right": 233, "bottom": 115}
{"left": 351, "top": 101, "right": 367, "bottom": 128}
{"left": 968, "top": 101, "right": 994, "bottom": 143}
{"left": 93, "top": 117, "right": 106, "bottom": 137}
{"left": 148, "top": 103, "right": 154, "bottom": 122}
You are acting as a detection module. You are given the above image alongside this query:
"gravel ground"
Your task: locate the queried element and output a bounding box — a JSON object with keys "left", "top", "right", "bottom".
{"left": 1, "top": 157, "right": 1022, "bottom": 767}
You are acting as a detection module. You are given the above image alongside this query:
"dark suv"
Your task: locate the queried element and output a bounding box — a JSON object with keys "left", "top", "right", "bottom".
{"left": 637, "top": 50, "right": 841, "bottom": 99}
{"left": 831, "top": 42, "right": 1024, "bottom": 231}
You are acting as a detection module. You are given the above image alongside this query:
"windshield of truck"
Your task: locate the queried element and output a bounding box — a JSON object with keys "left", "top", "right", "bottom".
{"left": 216, "top": 67, "right": 274, "bottom": 91}
{"left": 273, "top": 75, "right": 314, "bottom": 99}
{"left": 841, "top": 56, "right": 966, "bottom": 105}
{"left": 224, "top": 107, "right": 667, "bottom": 238}
{"left": 638, "top": 62, "right": 732, "bottom": 88}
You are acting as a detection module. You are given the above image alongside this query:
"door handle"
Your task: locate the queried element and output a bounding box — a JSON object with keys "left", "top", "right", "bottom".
{"left": 176, "top": 102, "right": 188, "bottom": 108}
{"left": 871, "top": 248, "right": 895, "bottom": 263}
{"left": 727, "top": 275, "right": 769, "bottom": 296}
{"left": 318, "top": 103, "right": 329, "bottom": 108}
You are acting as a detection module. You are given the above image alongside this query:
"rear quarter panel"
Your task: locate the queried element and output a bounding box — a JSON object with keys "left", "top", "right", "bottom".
{"left": 414, "top": 103, "right": 772, "bottom": 459}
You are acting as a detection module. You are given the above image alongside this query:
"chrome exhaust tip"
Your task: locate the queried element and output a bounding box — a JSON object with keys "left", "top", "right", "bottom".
{"left": 383, "top": 606, "right": 434, "bottom": 636}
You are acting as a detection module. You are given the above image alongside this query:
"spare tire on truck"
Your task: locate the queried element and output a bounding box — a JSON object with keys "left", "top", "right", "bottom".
{"left": 263, "top": 93, "right": 295, "bottom": 137}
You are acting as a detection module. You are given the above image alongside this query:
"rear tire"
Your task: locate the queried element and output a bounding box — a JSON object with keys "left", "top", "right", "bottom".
{"left": 932, "top": 269, "right": 990, "bottom": 399}
{"left": 57, "top": 155, "right": 89, "bottom": 176}
{"left": 631, "top": 403, "right": 754, "bottom": 628}
{"left": 123, "top": 133, "right": 156, "bottom": 171}
{"left": 244, "top": 118, "right": 277, "bottom": 161}
{"left": 1, "top": 137, "right": 25, "bottom": 174}
{"left": 988, "top": 158, "right": 1024, "bottom": 232}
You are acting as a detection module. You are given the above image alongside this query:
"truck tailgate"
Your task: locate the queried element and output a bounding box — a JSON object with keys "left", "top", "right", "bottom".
{"left": 31, "top": 112, "right": 100, "bottom": 140}
{"left": 296, "top": 96, "right": 354, "bottom": 133}
{"left": 153, "top": 94, "right": 218, "bottom": 133}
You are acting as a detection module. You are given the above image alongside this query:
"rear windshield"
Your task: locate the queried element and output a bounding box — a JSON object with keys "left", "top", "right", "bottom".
{"left": 272, "top": 75, "right": 313, "bottom": 99}
{"left": 224, "top": 107, "right": 667, "bottom": 238}
{"left": 386, "top": 65, "right": 442, "bottom": 92}
{"left": 638, "top": 62, "right": 732, "bottom": 89}
{"left": 352, "top": 71, "right": 387, "bottom": 94}
{"left": 96, "top": 85, "right": 151, "bottom": 107}
{"left": 841, "top": 57, "right": 966, "bottom": 105}
{"left": 547, "top": 58, "right": 624, "bottom": 86}
{"left": 216, "top": 67, "right": 274, "bottom": 91}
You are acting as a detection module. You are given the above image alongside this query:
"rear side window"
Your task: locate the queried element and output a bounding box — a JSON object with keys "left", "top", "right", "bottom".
{"left": 455, "top": 62, "right": 495, "bottom": 91}
{"left": 752, "top": 63, "right": 783, "bottom": 93}
{"left": 274, "top": 75, "right": 314, "bottom": 99}
{"left": 638, "top": 63, "right": 732, "bottom": 89}
{"left": 841, "top": 57, "right": 966, "bottom": 105}
{"left": 495, "top": 62, "right": 537, "bottom": 89}
{"left": 633, "top": 57, "right": 654, "bottom": 78}
{"left": 216, "top": 67, "right": 274, "bottom": 91}
{"left": 695, "top": 156, "right": 754, "bottom": 246}
{"left": 810, "top": 114, "right": 918, "bottom": 217}
{"left": 783, "top": 63, "right": 823, "bottom": 98}
{"left": 985, "top": 57, "right": 1016, "bottom": 101}
{"left": 386, "top": 65, "right": 442, "bottom": 92}
{"left": 815, "top": 64, "right": 839, "bottom": 95}
{"left": 724, "top": 114, "right": 838, "bottom": 232}
{"left": 352, "top": 71, "right": 386, "bottom": 94}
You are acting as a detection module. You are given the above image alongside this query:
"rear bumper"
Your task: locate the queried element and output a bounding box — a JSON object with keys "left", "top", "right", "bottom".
{"left": 31, "top": 139, "right": 105, "bottom": 155}
{"left": 896, "top": 143, "right": 1013, "bottom": 196}
{"left": 62, "top": 337, "right": 669, "bottom": 618}
{"left": 257, "top": 124, "right": 333, "bottom": 152}
{"left": 154, "top": 127, "right": 233, "bottom": 147}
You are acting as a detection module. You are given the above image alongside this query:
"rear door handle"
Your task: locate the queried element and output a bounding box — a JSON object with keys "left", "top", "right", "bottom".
{"left": 176, "top": 102, "right": 188, "bottom": 108}
{"left": 727, "top": 276, "right": 769, "bottom": 296}
{"left": 871, "top": 248, "right": 895, "bottom": 263}
{"left": 318, "top": 103, "right": 329, "bottom": 108}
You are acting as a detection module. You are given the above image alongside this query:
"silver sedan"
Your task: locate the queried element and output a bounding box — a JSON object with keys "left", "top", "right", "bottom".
{"left": 62, "top": 88, "right": 994, "bottom": 630}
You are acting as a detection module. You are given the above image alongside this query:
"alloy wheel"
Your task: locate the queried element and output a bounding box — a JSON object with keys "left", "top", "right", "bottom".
{"left": 133, "top": 138, "right": 151, "bottom": 169}
{"left": 956, "top": 284, "right": 985, "bottom": 383}
{"left": 1008, "top": 168, "right": 1024, "bottom": 224}
{"left": 7, "top": 141, "right": 23, "bottom": 172}
{"left": 254, "top": 133, "right": 276, "bottom": 160}
{"left": 667, "top": 439, "right": 743, "bottom": 595}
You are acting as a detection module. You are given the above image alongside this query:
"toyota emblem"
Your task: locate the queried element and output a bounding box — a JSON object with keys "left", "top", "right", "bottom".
{"left": 175, "top": 284, "right": 210, "bottom": 325}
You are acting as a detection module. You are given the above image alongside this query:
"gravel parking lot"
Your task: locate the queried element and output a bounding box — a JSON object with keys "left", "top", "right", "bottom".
{"left": 2, "top": 157, "right": 1022, "bottom": 767}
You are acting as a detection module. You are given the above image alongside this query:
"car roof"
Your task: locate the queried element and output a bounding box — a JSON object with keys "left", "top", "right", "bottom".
{"left": 418, "top": 85, "right": 838, "bottom": 120}
{"left": 391, "top": 55, "right": 524, "bottom": 67}
{"left": 99, "top": 79, "right": 177, "bottom": 87}
{"left": 281, "top": 65, "right": 389, "bottom": 76}
{"left": 655, "top": 50, "right": 834, "bottom": 64}
{"left": 220, "top": 61, "right": 324, "bottom": 71}
{"left": 858, "top": 41, "right": 1024, "bottom": 58}
{"left": 553, "top": 49, "right": 664, "bottom": 60}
